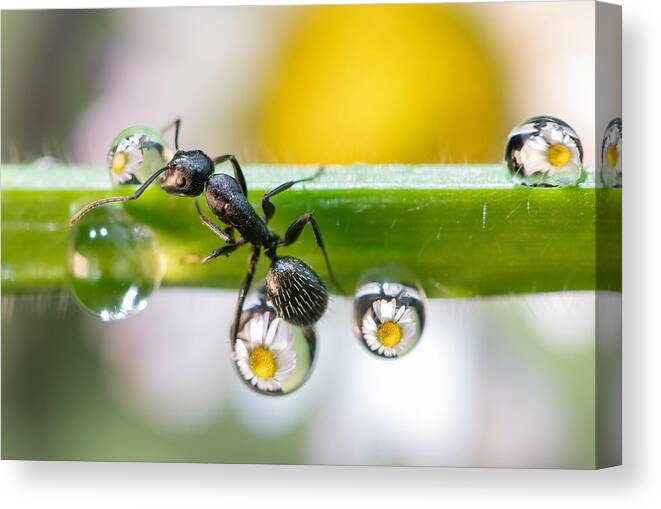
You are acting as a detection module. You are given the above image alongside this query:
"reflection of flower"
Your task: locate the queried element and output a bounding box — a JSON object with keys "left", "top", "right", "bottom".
{"left": 233, "top": 312, "right": 296, "bottom": 392}
{"left": 108, "top": 134, "right": 146, "bottom": 184}
{"left": 601, "top": 119, "right": 622, "bottom": 186}
{"left": 517, "top": 125, "right": 581, "bottom": 178}
{"left": 362, "top": 298, "right": 416, "bottom": 357}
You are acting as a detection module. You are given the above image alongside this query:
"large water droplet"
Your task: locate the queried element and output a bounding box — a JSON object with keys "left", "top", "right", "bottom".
{"left": 67, "top": 208, "right": 165, "bottom": 321}
{"left": 353, "top": 266, "right": 426, "bottom": 358}
{"left": 505, "top": 115, "right": 584, "bottom": 187}
{"left": 231, "top": 290, "right": 316, "bottom": 396}
{"left": 108, "top": 126, "right": 172, "bottom": 186}
{"left": 600, "top": 117, "right": 622, "bottom": 188}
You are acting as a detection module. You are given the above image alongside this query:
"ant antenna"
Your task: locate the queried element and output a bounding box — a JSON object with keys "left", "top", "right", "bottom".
{"left": 70, "top": 166, "right": 168, "bottom": 225}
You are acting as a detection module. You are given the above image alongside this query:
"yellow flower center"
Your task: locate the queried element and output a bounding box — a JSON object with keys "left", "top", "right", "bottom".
{"left": 606, "top": 143, "right": 618, "bottom": 167}
{"left": 377, "top": 321, "right": 402, "bottom": 347}
{"left": 547, "top": 143, "right": 572, "bottom": 167}
{"left": 249, "top": 346, "right": 277, "bottom": 380}
{"left": 111, "top": 151, "right": 128, "bottom": 174}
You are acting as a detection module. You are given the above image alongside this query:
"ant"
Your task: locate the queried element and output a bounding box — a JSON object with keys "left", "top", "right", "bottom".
{"left": 70, "top": 119, "right": 342, "bottom": 340}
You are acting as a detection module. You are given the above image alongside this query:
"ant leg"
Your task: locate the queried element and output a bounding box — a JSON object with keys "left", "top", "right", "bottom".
{"left": 281, "top": 212, "right": 343, "bottom": 293}
{"left": 161, "top": 118, "right": 182, "bottom": 150}
{"left": 224, "top": 227, "right": 235, "bottom": 241}
{"left": 262, "top": 166, "right": 325, "bottom": 223}
{"left": 194, "top": 200, "right": 233, "bottom": 243}
{"left": 70, "top": 166, "right": 168, "bottom": 225}
{"left": 180, "top": 242, "right": 242, "bottom": 265}
{"left": 201, "top": 243, "right": 242, "bottom": 264}
{"left": 213, "top": 154, "right": 247, "bottom": 197}
{"left": 230, "top": 246, "right": 261, "bottom": 341}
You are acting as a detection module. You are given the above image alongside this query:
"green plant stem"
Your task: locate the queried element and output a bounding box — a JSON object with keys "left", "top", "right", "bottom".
{"left": 1, "top": 163, "right": 621, "bottom": 297}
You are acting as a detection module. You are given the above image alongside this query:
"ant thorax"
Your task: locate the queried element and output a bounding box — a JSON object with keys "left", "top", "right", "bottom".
{"left": 205, "top": 174, "right": 273, "bottom": 247}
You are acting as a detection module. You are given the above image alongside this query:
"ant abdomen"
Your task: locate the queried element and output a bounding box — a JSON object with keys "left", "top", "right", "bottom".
{"left": 266, "top": 256, "right": 328, "bottom": 326}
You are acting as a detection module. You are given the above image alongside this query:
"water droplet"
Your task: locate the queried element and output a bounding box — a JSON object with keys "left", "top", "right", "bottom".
{"left": 67, "top": 208, "right": 165, "bottom": 321}
{"left": 353, "top": 267, "right": 426, "bottom": 358}
{"left": 107, "top": 126, "right": 173, "bottom": 186}
{"left": 232, "top": 290, "right": 316, "bottom": 396}
{"left": 600, "top": 117, "right": 622, "bottom": 188}
{"left": 505, "top": 115, "right": 584, "bottom": 186}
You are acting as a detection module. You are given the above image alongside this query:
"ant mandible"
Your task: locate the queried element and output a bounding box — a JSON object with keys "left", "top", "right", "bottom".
{"left": 70, "top": 119, "right": 342, "bottom": 340}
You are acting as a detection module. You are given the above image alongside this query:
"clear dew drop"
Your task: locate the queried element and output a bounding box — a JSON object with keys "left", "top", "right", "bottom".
{"left": 231, "top": 290, "right": 316, "bottom": 396}
{"left": 504, "top": 115, "right": 584, "bottom": 187}
{"left": 600, "top": 117, "right": 622, "bottom": 188}
{"left": 107, "top": 126, "right": 172, "bottom": 186}
{"left": 67, "top": 208, "right": 165, "bottom": 321}
{"left": 352, "top": 267, "right": 426, "bottom": 359}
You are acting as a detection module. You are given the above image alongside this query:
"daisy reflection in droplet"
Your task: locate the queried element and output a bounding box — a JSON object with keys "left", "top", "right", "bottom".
{"left": 109, "top": 133, "right": 148, "bottom": 184}
{"left": 601, "top": 118, "right": 622, "bottom": 187}
{"left": 361, "top": 298, "right": 416, "bottom": 357}
{"left": 107, "top": 127, "right": 172, "bottom": 186}
{"left": 505, "top": 116, "right": 584, "bottom": 186}
{"left": 517, "top": 124, "right": 581, "bottom": 180}
{"left": 233, "top": 312, "right": 297, "bottom": 393}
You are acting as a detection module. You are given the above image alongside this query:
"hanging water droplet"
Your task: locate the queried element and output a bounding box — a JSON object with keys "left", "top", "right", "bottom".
{"left": 231, "top": 290, "right": 316, "bottom": 396}
{"left": 353, "top": 267, "right": 426, "bottom": 358}
{"left": 600, "top": 117, "right": 622, "bottom": 188}
{"left": 67, "top": 207, "right": 165, "bottom": 321}
{"left": 107, "top": 126, "right": 173, "bottom": 186}
{"left": 505, "top": 115, "right": 584, "bottom": 187}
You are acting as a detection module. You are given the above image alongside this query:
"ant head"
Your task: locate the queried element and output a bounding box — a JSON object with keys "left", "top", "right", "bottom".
{"left": 161, "top": 150, "right": 214, "bottom": 196}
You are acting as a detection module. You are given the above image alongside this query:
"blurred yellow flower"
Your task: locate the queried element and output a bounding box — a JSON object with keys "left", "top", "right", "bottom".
{"left": 255, "top": 5, "right": 505, "bottom": 164}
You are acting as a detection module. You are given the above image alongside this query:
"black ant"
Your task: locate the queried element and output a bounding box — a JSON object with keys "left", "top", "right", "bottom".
{"left": 70, "top": 119, "right": 342, "bottom": 340}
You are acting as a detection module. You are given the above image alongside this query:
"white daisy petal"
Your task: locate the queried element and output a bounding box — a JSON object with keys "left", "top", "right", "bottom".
{"left": 126, "top": 150, "right": 142, "bottom": 170}
{"left": 238, "top": 366, "right": 253, "bottom": 380}
{"left": 398, "top": 308, "right": 415, "bottom": 324}
{"left": 372, "top": 300, "right": 384, "bottom": 321}
{"left": 383, "top": 299, "right": 397, "bottom": 321}
{"left": 399, "top": 320, "right": 416, "bottom": 340}
{"left": 264, "top": 317, "right": 280, "bottom": 347}
{"left": 248, "top": 315, "right": 265, "bottom": 346}
{"left": 527, "top": 136, "right": 549, "bottom": 151}
{"left": 523, "top": 148, "right": 550, "bottom": 163}
{"left": 363, "top": 314, "right": 378, "bottom": 334}
{"left": 277, "top": 351, "right": 296, "bottom": 372}
{"left": 547, "top": 127, "right": 564, "bottom": 144}
{"left": 234, "top": 339, "right": 249, "bottom": 357}
{"left": 366, "top": 336, "right": 380, "bottom": 350}
{"left": 259, "top": 378, "right": 280, "bottom": 392}
{"left": 271, "top": 320, "right": 292, "bottom": 351}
